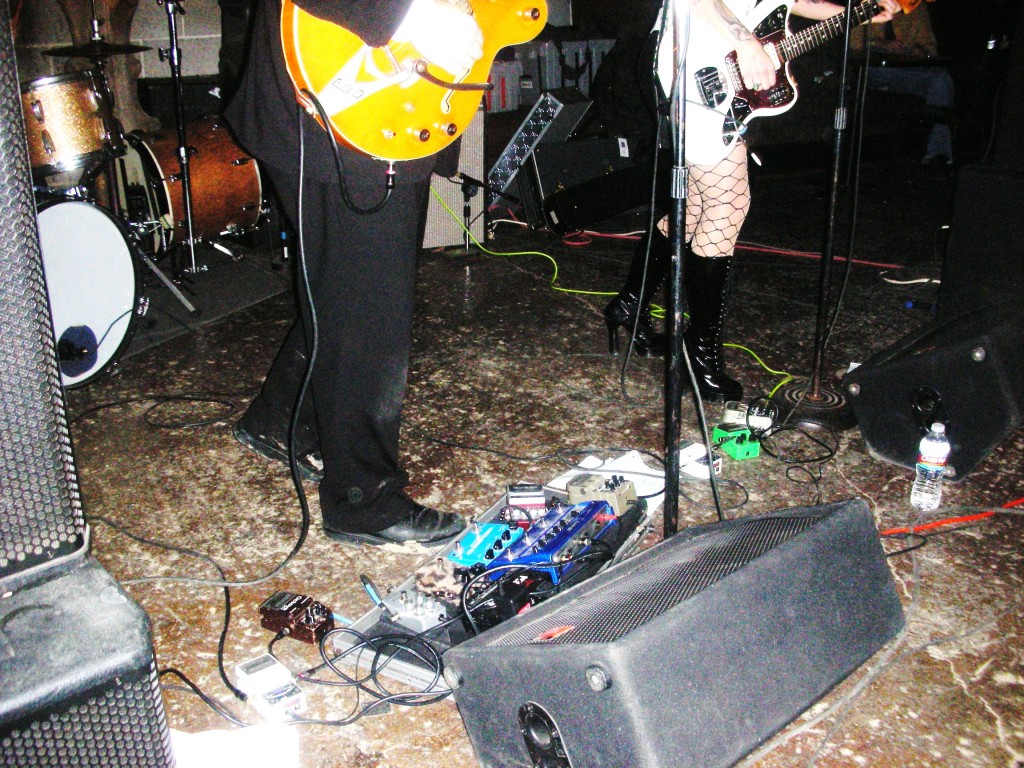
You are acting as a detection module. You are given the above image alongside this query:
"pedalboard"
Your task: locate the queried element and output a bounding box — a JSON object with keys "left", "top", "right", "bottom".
{"left": 331, "top": 482, "right": 651, "bottom": 691}
{"left": 259, "top": 591, "right": 334, "bottom": 645}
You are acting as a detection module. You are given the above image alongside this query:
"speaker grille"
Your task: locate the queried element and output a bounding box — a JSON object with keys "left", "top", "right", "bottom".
{"left": 489, "top": 515, "right": 818, "bottom": 646}
{"left": 0, "top": 0, "right": 86, "bottom": 581}
{"left": 0, "top": 664, "right": 174, "bottom": 767}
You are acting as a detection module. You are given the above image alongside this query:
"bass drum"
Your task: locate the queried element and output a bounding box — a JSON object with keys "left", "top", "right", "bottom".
{"left": 37, "top": 200, "right": 143, "bottom": 389}
{"left": 116, "top": 116, "right": 262, "bottom": 253}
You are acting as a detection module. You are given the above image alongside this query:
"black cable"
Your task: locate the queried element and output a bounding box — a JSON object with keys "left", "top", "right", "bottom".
{"left": 677, "top": 475, "right": 749, "bottom": 514}
{"left": 299, "top": 89, "right": 394, "bottom": 215}
{"left": 89, "top": 514, "right": 247, "bottom": 702}
{"left": 67, "top": 390, "right": 256, "bottom": 428}
{"left": 159, "top": 668, "right": 250, "bottom": 727}
{"left": 457, "top": 543, "right": 619, "bottom": 635}
{"left": 760, "top": 423, "right": 840, "bottom": 465}
{"left": 263, "top": 626, "right": 453, "bottom": 726}
{"left": 881, "top": 531, "right": 929, "bottom": 558}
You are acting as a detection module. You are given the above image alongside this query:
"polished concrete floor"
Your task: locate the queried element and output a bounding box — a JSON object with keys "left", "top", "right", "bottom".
{"left": 60, "top": 146, "right": 1024, "bottom": 768}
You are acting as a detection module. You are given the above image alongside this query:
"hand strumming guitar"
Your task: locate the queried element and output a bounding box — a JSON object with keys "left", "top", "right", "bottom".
{"left": 719, "top": 0, "right": 902, "bottom": 92}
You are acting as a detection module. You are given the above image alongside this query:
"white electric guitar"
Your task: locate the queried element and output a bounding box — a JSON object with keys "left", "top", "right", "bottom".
{"left": 682, "top": 0, "right": 891, "bottom": 165}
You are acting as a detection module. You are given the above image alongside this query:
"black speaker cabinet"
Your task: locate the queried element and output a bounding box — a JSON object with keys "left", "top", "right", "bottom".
{"left": 444, "top": 500, "right": 904, "bottom": 768}
{"left": 843, "top": 305, "right": 1024, "bottom": 479}
{"left": 518, "top": 137, "right": 640, "bottom": 229}
{"left": 0, "top": 559, "right": 175, "bottom": 767}
{"left": 938, "top": 164, "right": 1024, "bottom": 319}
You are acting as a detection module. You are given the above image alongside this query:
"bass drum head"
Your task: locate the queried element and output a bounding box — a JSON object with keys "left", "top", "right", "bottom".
{"left": 37, "top": 200, "right": 142, "bottom": 388}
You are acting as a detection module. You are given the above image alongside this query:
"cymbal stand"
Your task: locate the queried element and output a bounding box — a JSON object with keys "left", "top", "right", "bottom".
{"left": 86, "top": 0, "right": 106, "bottom": 46}
{"left": 157, "top": 0, "right": 199, "bottom": 276}
{"left": 104, "top": 143, "right": 199, "bottom": 315}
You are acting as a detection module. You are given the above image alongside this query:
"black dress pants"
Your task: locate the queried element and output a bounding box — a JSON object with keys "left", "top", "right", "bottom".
{"left": 249, "top": 150, "right": 433, "bottom": 534}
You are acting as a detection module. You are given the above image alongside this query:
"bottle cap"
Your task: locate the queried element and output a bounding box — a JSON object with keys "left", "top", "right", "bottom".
{"left": 931, "top": 422, "right": 945, "bottom": 434}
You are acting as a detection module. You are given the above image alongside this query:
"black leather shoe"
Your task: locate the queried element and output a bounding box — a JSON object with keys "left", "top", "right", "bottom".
{"left": 325, "top": 496, "right": 466, "bottom": 546}
{"left": 233, "top": 421, "right": 324, "bottom": 483}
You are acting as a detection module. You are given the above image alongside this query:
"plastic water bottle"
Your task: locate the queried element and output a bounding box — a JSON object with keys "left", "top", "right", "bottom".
{"left": 910, "top": 423, "right": 951, "bottom": 511}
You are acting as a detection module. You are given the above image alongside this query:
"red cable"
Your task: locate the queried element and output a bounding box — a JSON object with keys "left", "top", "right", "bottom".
{"left": 880, "top": 511, "right": 995, "bottom": 537}
{"left": 881, "top": 496, "right": 1022, "bottom": 537}
{"left": 737, "top": 243, "right": 906, "bottom": 271}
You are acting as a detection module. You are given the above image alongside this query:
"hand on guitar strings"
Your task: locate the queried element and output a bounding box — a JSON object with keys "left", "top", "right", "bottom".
{"left": 394, "top": 0, "right": 485, "bottom": 75}
{"left": 735, "top": 0, "right": 901, "bottom": 92}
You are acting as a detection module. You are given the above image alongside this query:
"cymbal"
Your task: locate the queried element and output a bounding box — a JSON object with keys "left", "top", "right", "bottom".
{"left": 45, "top": 39, "right": 151, "bottom": 58}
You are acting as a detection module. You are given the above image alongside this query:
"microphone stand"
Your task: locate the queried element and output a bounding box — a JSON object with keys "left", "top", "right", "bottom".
{"left": 158, "top": 0, "right": 200, "bottom": 279}
{"left": 770, "top": 0, "right": 858, "bottom": 431}
{"left": 662, "top": 0, "right": 688, "bottom": 539}
{"left": 662, "top": 0, "right": 732, "bottom": 537}
{"left": 455, "top": 172, "right": 493, "bottom": 251}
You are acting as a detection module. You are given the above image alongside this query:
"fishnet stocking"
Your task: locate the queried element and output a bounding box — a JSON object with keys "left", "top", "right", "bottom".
{"left": 655, "top": 141, "right": 750, "bottom": 258}
{"left": 685, "top": 141, "right": 750, "bottom": 258}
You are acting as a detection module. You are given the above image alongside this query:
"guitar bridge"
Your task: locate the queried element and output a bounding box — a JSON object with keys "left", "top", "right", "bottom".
{"left": 694, "top": 67, "right": 728, "bottom": 109}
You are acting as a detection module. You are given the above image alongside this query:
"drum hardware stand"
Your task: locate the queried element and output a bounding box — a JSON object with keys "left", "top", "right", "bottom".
{"left": 104, "top": 146, "right": 199, "bottom": 316}
{"left": 157, "top": 0, "right": 201, "bottom": 279}
{"left": 137, "top": 248, "right": 199, "bottom": 314}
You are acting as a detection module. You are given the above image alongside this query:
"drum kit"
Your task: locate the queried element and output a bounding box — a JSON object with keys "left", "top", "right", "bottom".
{"left": 21, "top": 1, "right": 264, "bottom": 389}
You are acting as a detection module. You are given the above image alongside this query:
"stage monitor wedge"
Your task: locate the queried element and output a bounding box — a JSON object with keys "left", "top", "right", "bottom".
{"left": 444, "top": 500, "right": 904, "bottom": 768}
{"left": 843, "top": 304, "right": 1024, "bottom": 479}
{"left": 0, "top": 560, "right": 175, "bottom": 766}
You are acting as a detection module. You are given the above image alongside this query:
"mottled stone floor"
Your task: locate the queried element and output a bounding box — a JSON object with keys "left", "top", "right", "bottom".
{"left": 62, "top": 152, "right": 1024, "bottom": 768}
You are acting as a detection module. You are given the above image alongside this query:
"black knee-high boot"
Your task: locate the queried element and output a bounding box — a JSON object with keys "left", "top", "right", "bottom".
{"left": 683, "top": 248, "right": 743, "bottom": 402}
{"left": 604, "top": 228, "right": 670, "bottom": 357}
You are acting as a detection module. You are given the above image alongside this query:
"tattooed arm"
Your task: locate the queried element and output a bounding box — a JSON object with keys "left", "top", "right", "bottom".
{"left": 690, "top": 0, "right": 901, "bottom": 91}
{"left": 690, "top": 0, "right": 777, "bottom": 90}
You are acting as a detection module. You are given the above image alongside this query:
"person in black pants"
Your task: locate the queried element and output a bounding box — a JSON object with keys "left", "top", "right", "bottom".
{"left": 224, "top": 0, "right": 482, "bottom": 545}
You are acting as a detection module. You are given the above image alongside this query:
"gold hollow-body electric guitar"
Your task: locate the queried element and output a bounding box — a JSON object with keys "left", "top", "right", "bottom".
{"left": 281, "top": 0, "right": 547, "bottom": 162}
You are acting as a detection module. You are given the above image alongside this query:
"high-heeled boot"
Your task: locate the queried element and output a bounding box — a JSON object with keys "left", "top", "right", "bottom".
{"left": 683, "top": 248, "right": 744, "bottom": 402}
{"left": 604, "top": 228, "right": 670, "bottom": 357}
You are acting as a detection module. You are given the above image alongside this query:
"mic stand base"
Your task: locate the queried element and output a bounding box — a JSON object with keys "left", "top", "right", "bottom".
{"left": 771, "top": 379, "right": 857, "bottom": 432}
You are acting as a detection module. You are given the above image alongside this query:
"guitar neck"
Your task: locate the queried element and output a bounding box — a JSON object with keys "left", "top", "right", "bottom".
{"left": 777, "top": 1, "right": 879, "bottom": 64}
